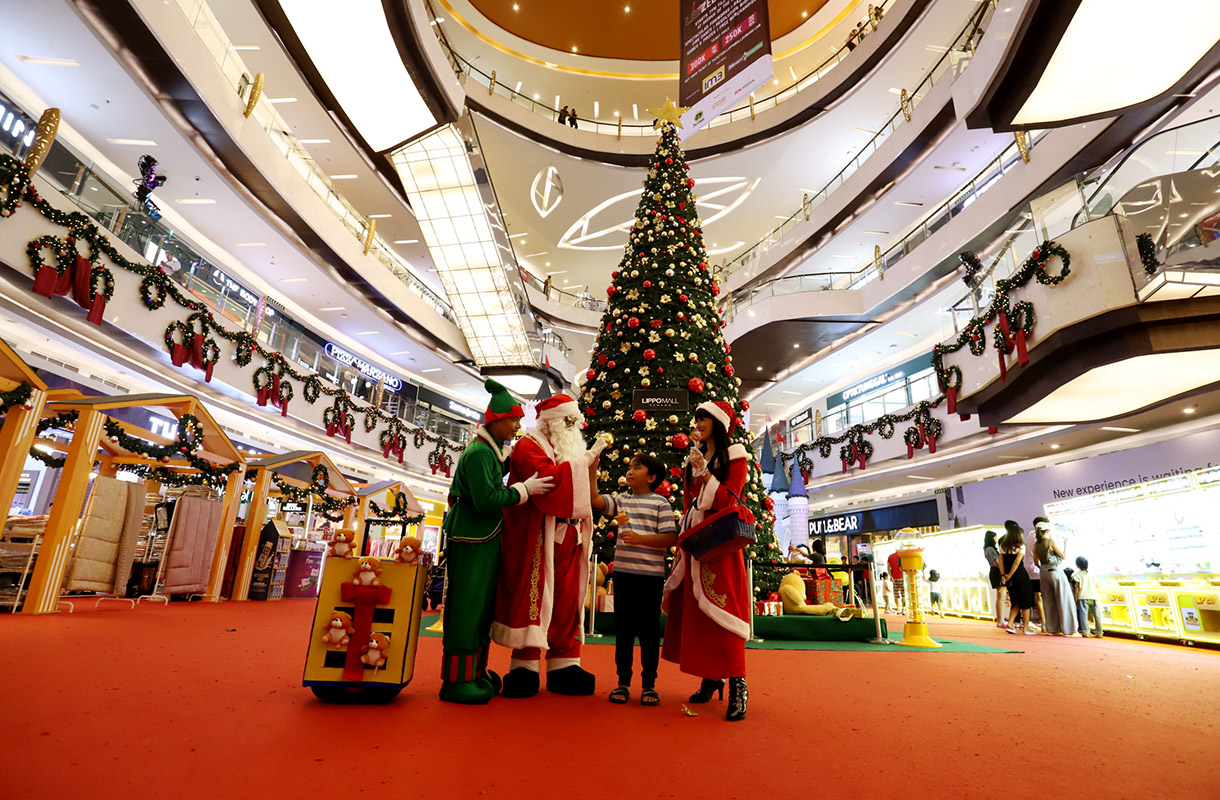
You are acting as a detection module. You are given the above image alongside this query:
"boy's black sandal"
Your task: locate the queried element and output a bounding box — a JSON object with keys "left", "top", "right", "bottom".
{"left": 608, "top": 686, "right": 630, "bottom": 704}
{"left": 640, "top": 688, "right": 660, "bottom": 706}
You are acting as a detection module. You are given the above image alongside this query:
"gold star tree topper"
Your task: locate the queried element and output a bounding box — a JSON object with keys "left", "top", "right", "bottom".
{"left": 647, "top": 98, "right": 690, "bottom": 129}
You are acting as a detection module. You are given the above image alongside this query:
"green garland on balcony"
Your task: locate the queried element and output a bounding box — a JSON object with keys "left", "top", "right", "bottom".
{"left": 932, "top": 240, "right": 1070, "bottom": 413}
{"left": 0, "top": 154, "right": 468, "bottom": 467}
{"left": 780, "top": 397, "right": 949, "bottom": 474}
{"left": 0, "top": 381, "right": 34, "bottom": 415}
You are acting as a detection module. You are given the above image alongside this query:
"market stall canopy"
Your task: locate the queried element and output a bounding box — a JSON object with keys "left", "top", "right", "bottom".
{"left": 249, "top": 451, "right": 356, "bottom": 497}
{"left": 44, "top": 393, "right": 243, "bottom": 464}
{"left": 355, "top": 479, "right": 425, "bottom": 514}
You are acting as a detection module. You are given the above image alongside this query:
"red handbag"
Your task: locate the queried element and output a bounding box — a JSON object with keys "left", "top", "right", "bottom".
{"left": 679, "top": 487, "right": 756, "bottom": 562}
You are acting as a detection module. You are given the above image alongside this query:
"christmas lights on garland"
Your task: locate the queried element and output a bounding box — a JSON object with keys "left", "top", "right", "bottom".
{"left": 28, "top": 411, "right": 79, "bottom": 468}
{"left": 0, "top": 154, "right": 465, "bottom": 467}
{"left": 0, "top": 381, "right": 33, "bottom": 415}
{"left": 101, "top": 413, "right": 240, "bottom": 488}
{"left": 932, "top": 240, "right": 1070, "bottom": 414}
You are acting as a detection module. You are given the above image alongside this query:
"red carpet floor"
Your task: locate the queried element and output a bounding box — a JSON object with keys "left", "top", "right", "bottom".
{"left": 2, "top": 601, "right": 1218, "bottom": 799}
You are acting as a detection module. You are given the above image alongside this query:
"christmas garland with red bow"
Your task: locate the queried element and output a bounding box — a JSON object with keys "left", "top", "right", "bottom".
{"left": 0, "top": 155, "right": 465, "bottom": 468}
{"left": 0, "top": 381, "right": 34, "bottom": 415}
{"left": 933, "top": 241, "right": 1070, "bottom": 414}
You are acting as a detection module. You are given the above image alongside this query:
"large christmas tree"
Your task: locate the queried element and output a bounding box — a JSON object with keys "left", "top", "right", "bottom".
{"left": 579, "top": 114, "right": 779, "bottom": 596}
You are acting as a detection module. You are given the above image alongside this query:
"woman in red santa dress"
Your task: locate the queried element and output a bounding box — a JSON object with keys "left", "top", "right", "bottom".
{"left": 661, "top": 400, "right": 753, "bottom": 721}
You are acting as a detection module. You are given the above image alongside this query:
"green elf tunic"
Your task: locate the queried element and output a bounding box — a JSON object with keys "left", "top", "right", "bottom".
{"left": 440, "top": 426, "right": 528, "bottom": 700}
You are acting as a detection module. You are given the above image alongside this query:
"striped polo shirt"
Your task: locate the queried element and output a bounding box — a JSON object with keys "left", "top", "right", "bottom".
{"left": 604, "top": 492, "right": 677, "bottom": 577}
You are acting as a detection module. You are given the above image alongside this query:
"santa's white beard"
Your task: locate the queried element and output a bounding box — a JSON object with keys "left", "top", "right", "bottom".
{"left": 540, "top": 419, "right": 588, "bottom": 465}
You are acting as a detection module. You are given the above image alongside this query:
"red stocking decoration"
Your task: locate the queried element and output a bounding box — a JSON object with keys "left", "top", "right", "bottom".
{"left": 997, "top": 346, "right": 1008, "bottom": 382}
{"left": 945, "top": 386, "right": 957, "bottom": 415}
{"left": 54, "top": 266, "right": 72, "bottom": 297}
{"left": 190, "top": 333, "right": 205, "bottom": 370}
{"left": 1015, "top": 329, "right": 1029, "bottom": 366}
{"left": 171, "top": 343, "right": 190, "bottom": 368}
{"left": 204, "top": 361, "right": 215, "bottom": 383}
{"left": 71, "top": 256, "right": 93, "bottom": 310}
{"left": 32, "top": 265, "right": 58, "bottom": 297}
{"left": 86, "top": 294, "right": 106, "bottom": 326}
{"left": 280, "top": 396, "right": 290, "bottom": 418}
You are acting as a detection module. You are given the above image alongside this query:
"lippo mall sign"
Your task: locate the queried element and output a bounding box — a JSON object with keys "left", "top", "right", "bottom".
{"left": 633, "top": 389, "right": 690, "bottom": 413}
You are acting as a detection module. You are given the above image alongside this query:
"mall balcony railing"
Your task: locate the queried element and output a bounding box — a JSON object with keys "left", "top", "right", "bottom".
{"left": 518, "top": 267, "right": 608, "bottom": 314}
{"left": 718, "top": 0, "right": 997, "bottom": 281}
{"left": 0, "top": 124, "right": 475, "bottom": 446}
{"left": 425, "top": 0, "right": 900, "bottom": 138}
{"left": 723, "top": 125, "right": 1038, "bottom": 321}
{"left": 167, "top": 0, "right": 454, "bottom": 324}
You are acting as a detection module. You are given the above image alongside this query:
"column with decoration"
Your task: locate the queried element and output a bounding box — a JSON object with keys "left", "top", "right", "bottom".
{"left": 577, "top": 102, "right": 779, "bottom": 599}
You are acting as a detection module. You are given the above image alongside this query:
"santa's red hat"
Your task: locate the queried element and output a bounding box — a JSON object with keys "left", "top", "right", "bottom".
{"left": 696, "top": 400, "right": 738, "bottom": 432}
{"left": 536, "top": 393, "right": 580, "bottom": 421}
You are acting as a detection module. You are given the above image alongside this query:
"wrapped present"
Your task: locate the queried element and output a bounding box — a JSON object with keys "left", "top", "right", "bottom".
{"left": 597, "top": 593, "right": 615, "bottom": 613}
{"left": 754, "top": 600, "right": 782, "bottom": 616}
{"left": 804, "top": 569, "right": 838, "bottom": 605}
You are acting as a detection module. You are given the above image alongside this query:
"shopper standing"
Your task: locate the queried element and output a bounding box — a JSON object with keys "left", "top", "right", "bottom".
{"left": 1022, "top": 524, "right": 1044, "bottom": 629}
{"left": 558, "top": 105, "right": 569, "bottom": 125}
{"left": 1073, "top": 556, "right": 1103, "bottom": 637}
{"left": 568, "top": 108, "right": 579, "bottom": 129}
{"left": 887, "top": 548, "right": 905, "bottom": 612}
{"left": 1033, "top": 517, "right": 1078, "bottom": 636}
{"left": 983, "top": 530, "right": 1006, "bottom": 627}
{"left": 999, "top": 521, "right": 1036, "bottom": 635}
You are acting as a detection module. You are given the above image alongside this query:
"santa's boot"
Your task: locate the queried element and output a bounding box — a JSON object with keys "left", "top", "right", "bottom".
{"left": 439, "top": 653, "right": 494, "bottom": 705}
{"left": 500, "top": 666, "right": 540, "bottom": 698}
{"left": 546, "top": 664, "right": 596, "bottom": 696}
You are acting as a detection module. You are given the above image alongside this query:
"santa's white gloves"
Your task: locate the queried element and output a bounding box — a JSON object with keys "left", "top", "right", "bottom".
{"left": 523, "top": 471, "right": 555, "bottom": 496}
{"left": 688, "top": 447, "right": 709, "bottom": 477}
{"left": 587, "top": 436, "right": 609, "bottom": 462}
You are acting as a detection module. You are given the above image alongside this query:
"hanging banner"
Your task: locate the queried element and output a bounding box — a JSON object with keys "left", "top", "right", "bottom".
{"left": 679, "top": 0, "right": 774, "bottom": 138}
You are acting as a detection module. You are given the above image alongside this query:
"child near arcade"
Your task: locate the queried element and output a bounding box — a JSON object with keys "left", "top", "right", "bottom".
{"left": 591, "top": 453, "right": 677, "bottom": 706}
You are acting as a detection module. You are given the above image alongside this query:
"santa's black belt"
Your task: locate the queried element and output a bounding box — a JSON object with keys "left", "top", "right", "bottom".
{"left": 558, "top": 518, "right": 582, "bottom": 525}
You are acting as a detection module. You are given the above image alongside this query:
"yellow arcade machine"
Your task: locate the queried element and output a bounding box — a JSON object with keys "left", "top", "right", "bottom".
{"left": 303, "top": 551, "right": 429, "bottom": 703}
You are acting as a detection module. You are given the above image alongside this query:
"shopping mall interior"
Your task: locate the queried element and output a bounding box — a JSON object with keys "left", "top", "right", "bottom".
{"left": 1, "top": 0, "right": 1218, "bottom": 796}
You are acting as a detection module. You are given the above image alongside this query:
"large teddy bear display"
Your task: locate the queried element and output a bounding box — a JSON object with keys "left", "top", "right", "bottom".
{"left": 778, "top": 572, "right": 856, "bottom": 620}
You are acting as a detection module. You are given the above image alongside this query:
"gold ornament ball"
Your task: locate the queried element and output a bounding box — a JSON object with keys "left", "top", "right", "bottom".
{"left": 668, "top": 414, "right": 679, "bottom": 424}
{"left": 641, "top": 378, "right": 651, "bottom": 387}
{"left": 602, "top": 400, "right": 612, "bottom": 409}
{"left": 618, "top": 476, "right": 628, "bottom": 486}
{"left": 665, "top": 328, "right": 675, "bottom": 337}
{"left": 599, "top": 432, "right": 615, "bottom": 446}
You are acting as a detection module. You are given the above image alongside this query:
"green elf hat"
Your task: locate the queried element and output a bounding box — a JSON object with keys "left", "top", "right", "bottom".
{"left": 483, "top": 378, "right": 524, "bottom": 424}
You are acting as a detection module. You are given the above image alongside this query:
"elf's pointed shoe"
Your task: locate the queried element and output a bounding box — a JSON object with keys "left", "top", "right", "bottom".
{"left": 500, "top": 667, "right": 540, "bottom": 698}
{"left": 546, "top": 665, "right": 596, "bottom": 696}
{"left": 439, "top": 679, "right": 494, "bottom": 705}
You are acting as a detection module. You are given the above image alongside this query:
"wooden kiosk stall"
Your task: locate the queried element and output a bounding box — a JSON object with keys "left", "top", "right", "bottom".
{"left": 352, "top": 480, "right": 427, "bottom": 558}
{"left": 232, "top": 451, "right": 356, "bottom": 601}
{"left": 21, "top": 394, "right": 246, "bottom": 614}
{"left": 0, "top": 337, "right": 50, "bottom": 519}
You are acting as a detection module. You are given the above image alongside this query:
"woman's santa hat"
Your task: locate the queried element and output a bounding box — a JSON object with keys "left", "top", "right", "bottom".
{"left": 536, "top": 393, "right": 580, "bottom": 421}
{"left": 696, "top": 400, "right": 739, "bottom": 432}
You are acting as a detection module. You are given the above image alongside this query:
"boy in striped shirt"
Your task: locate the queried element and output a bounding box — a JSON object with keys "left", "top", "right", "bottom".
{"left": 592, "top": 453, "right": 677, "bottom": 706}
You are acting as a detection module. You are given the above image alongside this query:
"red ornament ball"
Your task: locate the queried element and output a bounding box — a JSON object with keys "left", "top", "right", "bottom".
{"left": 687, "top": 178, "right": 695, "bottom": 188}
{"left": 687, "top": 377, "right": 704, "bottom": 393}
{"left": 633, "top": 410, "right": 646, "bottom": 422}
{"left": 657, "top": 367, "right": 664, "bottom": 374}
{"left": 764, "top": 496, "right": 775, "bottom": 511}
{"left": 740, "top": 400, "right": 750, "bottom": 411}
{"left": 586, "top": 369, "right": 597, "bottom": 381}
{"left": 627, "top": 317, "right": 640, "bottom": 328}
{"left": 656, "top": 480, "right": 672, "bottom": 497}
{"left": 643, "top": 349, "right": 656, "bottom": 360}
{"left": 643, "top": 280, "right": 652, "bottom": 288}
{"left": 724, "top": 364, "right": 735, "bottom": 377}
{"left": 711, "top": 282, "right": 720, "bottom": 297}
{"left": 679, "top": 294, "right": 688, "bottom": 303}
{"left": 607, "top": 286, "right": 617, "bottom": 297}
{"left": 665, "top": 157, "right": 673, "bottom": 165}
{"left": 672, "top": 433, "right": 690, "bottom": 449}
{"left": 607, "top": 360, "right": 617, "bottom": 370}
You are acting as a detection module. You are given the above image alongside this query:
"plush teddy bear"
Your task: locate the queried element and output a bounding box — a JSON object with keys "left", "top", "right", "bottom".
{"left": 352, "top": 557, "right": 382, "bottom": 587}
{"left": 328, "top": 529, "right": 356, "bottom": 559}
{"left": 360, "top": 632, "right": 391, "bottom": 669}
{"left": 585, "top": 561, "right": 610, "bottom": 610}
{"left": 395, "top": 536, "right": 423, "bottom": 565}
{"left": 320, "top": 610, "right": 354, "bottom": 649}
{"left": 779, "top": 571, "right": 853, "bottom": 620}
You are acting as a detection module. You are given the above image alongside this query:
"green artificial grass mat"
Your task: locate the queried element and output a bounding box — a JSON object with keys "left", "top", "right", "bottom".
{"left": 418, "top": 613, "right": 1018, "bottom": 653}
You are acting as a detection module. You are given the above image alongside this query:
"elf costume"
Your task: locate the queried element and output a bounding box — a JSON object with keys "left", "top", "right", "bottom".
{"left": 438, "top": 379, "right": 530, "bottom": 705}
{"left": 492, "top": 394, "right": 597, "bottom": 697}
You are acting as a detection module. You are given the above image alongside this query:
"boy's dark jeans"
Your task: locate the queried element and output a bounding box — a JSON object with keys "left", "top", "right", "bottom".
{"left": 613, "top": 571, "right": 665, "bottom": 688}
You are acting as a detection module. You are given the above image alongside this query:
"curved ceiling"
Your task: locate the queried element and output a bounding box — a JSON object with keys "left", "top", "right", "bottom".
{"left": 465, "top": 0, "right": 833, "bottom": 61}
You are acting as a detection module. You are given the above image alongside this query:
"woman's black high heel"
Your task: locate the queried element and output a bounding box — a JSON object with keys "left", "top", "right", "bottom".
{"left": 726, "top": 678, "right": 748, "bottom": 721}
{"left": 688, "top": 678, "right": 725, "bottom": 703}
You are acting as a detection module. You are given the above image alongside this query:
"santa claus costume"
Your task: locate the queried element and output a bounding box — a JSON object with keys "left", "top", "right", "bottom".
{"left": 661, "top": 400, "right": 754, "bottom": 721}
{"left": 492, "top": 394, "right": 606, "bottom": 697}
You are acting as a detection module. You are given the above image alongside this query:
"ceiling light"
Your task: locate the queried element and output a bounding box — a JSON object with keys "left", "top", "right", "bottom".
{"left": 830, "top": 254, "right": 855, "bottom": 259}
{"left": 369, "top": 213, "right": 393, "bottom": 219}
{"left": 278, "top": 277, "right": 308, "bottom": 283}
{"left": 1050, "top": 444, "right": 1061, "bottom": 449}
{"left": 106, "top": 138, "right": 157, "bottom": 146}
{"left": 895, "top": 330, "right": 920, "bottom": 338}
{"left": 513, "top": 2, "right": 519, "bottom": 8}
{"left": 229, "top": 45, "right": 261, "bottom": 51}
{"left": 174, "top": 198, "right": 216, "bottom": 205}
{"left": 515, "top": 81, "right": 523, "bottom": 93}
{"left": 393, "top": 239, "right": 418, "bottom": 244}
{"left": 861, "top": 230, "right": 888, "bottom": 235}
{"left": 544, "top": 262, "right": 551, "bottom": 267}
{"left": 792, "top": 343, "right": 800, "bottom": 348}
{"left": 266, "top": 97, "right": 298, "bottom": 104}
{"left": 330, "top": 174, "right": 359, "bottom": 180}
{"left": 828, "top": 494, "right": 834, "bottom": 498}
{"left": 318, "top": 306, "right": 345, "bottom": 311}
{"left": 783, "top": 390, "right": 801, "bottom": 395}
{"left": 906, "top": 475, "right": 934, "bottom": 480}
{"left": 356, "top": 331, "right": 380, "bottom": 336}
{"left": 17, "top": 55, "right": 80, "bottom": 67}
{"left": 625, "top": 5, "right": 630, "bottom": 11}
{"left": 234, "top": 242, "right": 266, "bottom": 247}
{"left": 934, "top": 165, "right": 967, "bottom": 171}
{"left": 421, "top": 368, "right": 442, "bottom": 373}
{"left": 299, "top": 138, "right": 331, "bottom": 144}
{"left": 894, "top": 201, "right": 923, "bottom": 207}
{"left": 756, "top": 366, "right": 763, "bottom": 371}
{"left": 571, "top": 46, "right": 578, "bottom": 53}
{"left": 545, "top": 270, "right": 567, "bottom": 275}
{"left": 534, "top": 93, "right": 540, "bottom": 100}
{"left": 390, "top": 350, "right": 411, "bottom": 355}
{"left": 1099, "top": 426, "right": 1140, "bottom": 432}
{"left": 1184, "top": 407, "right": 1196, "bottom": 414}
{"left": 801, "top": 10, "right": 808, "bottom": 17}
{"left": 888, "top": 87, "right": 902, "bottom": 94}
